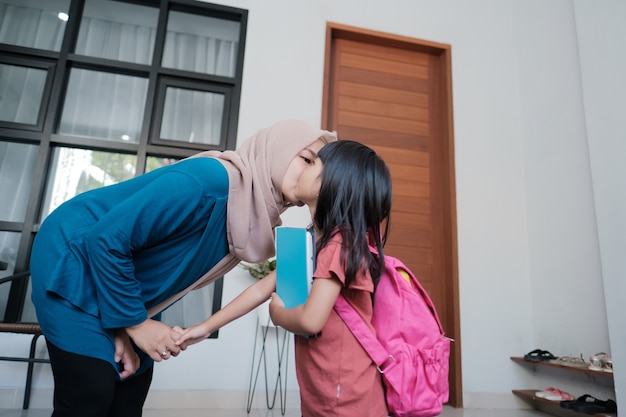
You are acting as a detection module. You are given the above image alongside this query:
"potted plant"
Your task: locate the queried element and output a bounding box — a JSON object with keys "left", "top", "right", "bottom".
{"left": 240, "top": 259, "right": 276, "bottom": 280}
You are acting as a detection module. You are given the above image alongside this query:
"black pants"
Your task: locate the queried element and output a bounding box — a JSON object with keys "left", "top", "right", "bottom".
{"left": 46, "top": 341, "right": 153, "bottom": 417}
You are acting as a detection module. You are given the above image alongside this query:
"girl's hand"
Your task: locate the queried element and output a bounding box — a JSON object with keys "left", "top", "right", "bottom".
{"left": 269, "top": 278, "right": 341, "bottom": 336}
{"left": 268, "top": 292, "right": 286, "bottom": 325}
{"left": 114, "top": 330, "right": 140, "bottom": 379}
{"left": 172, "top": 325, "right": 188, "bottom": 351}
{"left": 175, "top": 323, "right": 214, "bottom": 346}
{"left": 125, "top": 319, "right": 182, "bottom": 361}
{"left": 269, "top": 292, "right": 285, "bottom": 311}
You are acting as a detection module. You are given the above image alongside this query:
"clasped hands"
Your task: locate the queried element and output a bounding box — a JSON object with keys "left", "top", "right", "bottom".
{"left": 116, "top": 319, "right": 191, "bottom": 379}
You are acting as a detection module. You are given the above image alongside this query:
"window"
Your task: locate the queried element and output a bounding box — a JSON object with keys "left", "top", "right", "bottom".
{"left": 0, "top": 0, "right": 247, "bottom": 336}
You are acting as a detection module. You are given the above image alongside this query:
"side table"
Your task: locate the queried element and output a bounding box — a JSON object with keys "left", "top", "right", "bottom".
{"left": 246, "top": 303, "right": 290, "bottom": 415}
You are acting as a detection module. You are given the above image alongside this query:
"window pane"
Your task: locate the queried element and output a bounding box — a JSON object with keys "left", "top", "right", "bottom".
{"left": 160, "top": 87, "right": 224, "bottom": 145}
{"left": 0, "top": 0, "right": 69, "bottom": 51}
{"left": 0, "top": 231, "right": 18, "bottom": 276}
{"left": 59, "top": 68, "right": 148, "bottom": 143}
{"left": 0, "top": 63, "right": 47, "bottom": 125}
{"left": 145, "top": 156, "right": 180, "bottom": 173}
{"left": 40, "top": 147, "right": 137, "bottom": 220}
{"left": 162, "top": 11, "right": 239, "bottom": 77}
{"left": 0, "top": 231, "right": 20, "bottom": 320}
{"left": 161, "top": 284, "right": 216, "bottom": 329}
{"left": 21, "top": 273, "right": 37, "bottom": 322}
{"left": 75, "top": 0, "right": 158, "bottom": 65}
{"left": 0, "top": 142, "right": 38, "bottom": 222}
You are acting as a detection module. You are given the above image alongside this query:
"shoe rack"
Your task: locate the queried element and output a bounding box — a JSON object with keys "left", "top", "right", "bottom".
{"left": 511, "top": 356, "right": 616, "bottom": 417}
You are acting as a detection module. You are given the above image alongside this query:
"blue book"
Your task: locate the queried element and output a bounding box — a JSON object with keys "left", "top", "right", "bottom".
{"left": 275, "top": 227, "right": 316, "bottom": 308}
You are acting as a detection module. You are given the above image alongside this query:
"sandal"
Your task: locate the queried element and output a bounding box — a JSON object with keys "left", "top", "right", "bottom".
{"left": 589, "top": 352, "right": 613, "bottom": 372}
{"left": 524, "top": 349, "right": 557, "bottom": 362}
{"left": 573, "top": 398, "right": 617, "bottom": 414}
{"left": 536, "top": 388, "right": 573, "bottom": 401}
{"left": 561, "top": 394, "right": 618, "bottom": 414}
{"left": 536, "top": 387, "right": 558, "bottom": 398}
{"left": 561, "top": 394, "right": 596, "bottom": 409}
{"left": 551, "top": 356, "right": 588, "bottom": 368}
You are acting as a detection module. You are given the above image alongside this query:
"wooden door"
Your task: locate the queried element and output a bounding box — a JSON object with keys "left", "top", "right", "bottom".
{"left": 322, "top": 23, "right": 462, "bottom": 407}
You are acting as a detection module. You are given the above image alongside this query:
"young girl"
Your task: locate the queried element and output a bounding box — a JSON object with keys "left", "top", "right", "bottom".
{"left": 177, "top": 140, "right": 392, "bottom": 417}
{"left": 269, "top": 139, "right": 392, "bottom": 417}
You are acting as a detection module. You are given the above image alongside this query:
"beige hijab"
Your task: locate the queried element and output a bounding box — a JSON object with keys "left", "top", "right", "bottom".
{"left": 209, "top": 119, "right": 337, "bottom": 262}
{"left": 148, "top": 120, "right": 337, "bottom": 316}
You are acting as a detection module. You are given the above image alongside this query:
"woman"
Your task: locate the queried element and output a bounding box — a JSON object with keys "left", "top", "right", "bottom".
{"left": 30, "top": 119, "right": 336, "bottom": 417}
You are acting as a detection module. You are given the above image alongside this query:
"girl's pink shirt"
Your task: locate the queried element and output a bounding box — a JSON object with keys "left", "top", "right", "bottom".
{"left": 294, "top": 235, "right": 387, "bottom": 417}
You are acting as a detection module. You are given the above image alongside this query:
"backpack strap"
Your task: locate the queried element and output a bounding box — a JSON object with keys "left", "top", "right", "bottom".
{"left": 334, "top": 295, "right": 396, "bottom": 371}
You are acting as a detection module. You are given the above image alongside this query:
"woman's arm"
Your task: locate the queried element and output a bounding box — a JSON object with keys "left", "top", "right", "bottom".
{"left": 176, "top": 271, "right": 277, "bottom": 346}
{"left": 269, "top": 276, "right": 342, "bottom": 336}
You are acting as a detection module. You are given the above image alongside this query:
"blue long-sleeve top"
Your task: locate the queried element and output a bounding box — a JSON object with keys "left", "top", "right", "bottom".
{"left": 31, "top": 157, "right": 230, "bottom": 331}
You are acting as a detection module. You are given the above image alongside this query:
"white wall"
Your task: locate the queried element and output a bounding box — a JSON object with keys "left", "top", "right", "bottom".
{"left": 1, "top": 0, "right": 622, "bottom": 411}
{"left": 513, "top": 0, "right": 607, "bottom": 356}
{"left": 573, "top": 0, "right": 626, "bottom": 410}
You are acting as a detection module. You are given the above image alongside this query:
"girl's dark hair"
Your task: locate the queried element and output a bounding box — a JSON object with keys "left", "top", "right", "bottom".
{"left": 314, "top": 140, "right": 392, "bottom": 287}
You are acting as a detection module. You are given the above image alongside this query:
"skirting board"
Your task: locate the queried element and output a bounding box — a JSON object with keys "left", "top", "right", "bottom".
{"left": 0, "top": 388, "right": 302, "bottom": 410}
{"left": 144, "top": 389, "right": 302, "bottom": 410}
{"left": 0, "top": 388, "right": 530, "bottom": 411}
{"left": 463, "top": 392, "right": 534, "bottom": 409}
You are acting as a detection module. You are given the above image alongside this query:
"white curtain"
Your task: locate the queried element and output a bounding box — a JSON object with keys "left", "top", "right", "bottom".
{"left": 0, "top": 142, "right": 38, "bottom": 319}
{"left": 59, "top": 68, "right": 149, "bottom": 142}
{"left": 0, "top": 2, "right": 66, "bottom": 51}
{"left": 160, "top": 87, "right": 225, "bottom": 145}
{"left": 0, "top": 142, "right": 38, "bottom": 223}
{"left": 0, "top": 64, "right": 46, "bottom": 125}
{"left": 75, "top": 16, "right": 156, "bottom": 65}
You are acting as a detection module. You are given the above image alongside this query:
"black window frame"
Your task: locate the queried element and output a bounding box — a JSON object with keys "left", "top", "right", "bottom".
{"left": 0, "top": 0, "right": 248, "bottom": 339}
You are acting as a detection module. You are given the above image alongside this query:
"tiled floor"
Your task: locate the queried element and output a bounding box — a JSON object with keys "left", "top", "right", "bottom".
{"left": 0, "top": 406, "right": 551, "bottom": 417}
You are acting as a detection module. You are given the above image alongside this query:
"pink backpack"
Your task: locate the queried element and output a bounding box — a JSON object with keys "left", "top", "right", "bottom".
{"left": 334, "top": 250, "right": 451, "bottom": 417}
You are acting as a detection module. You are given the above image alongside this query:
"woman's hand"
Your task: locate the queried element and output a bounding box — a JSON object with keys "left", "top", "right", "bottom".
{"left": 125, "top": 319, "right": 183, "bottom": 361}
{"left": 114, "top": 330, "right": 140, "bottom": 379}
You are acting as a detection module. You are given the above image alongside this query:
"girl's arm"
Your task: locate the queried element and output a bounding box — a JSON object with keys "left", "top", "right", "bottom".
{"left": 176, "top": 271, "right": 277, "bottom": 346}
{"left": 269, "top": 276, "right": 342, "bottom": 336}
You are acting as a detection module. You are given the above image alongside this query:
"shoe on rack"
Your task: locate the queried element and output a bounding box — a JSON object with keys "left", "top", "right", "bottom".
{"left": 589, "top": 352, "right": 613, "bottom": 372}
{"left": 573, "top": 398, "right": 617, "bottom": 414}
{"left": 551, "top": 355, "right": 588, "bottom": 368}
{"left": 561, "top": 394, "right": 596, "bottom": 409}
{"left": 561, "top": 394, "right": 618, "bottom": 414}
{"left": 536, "top": 388, "right": 573, "bottom": 401}
{"left": 524, "top": 349, "right": 557, "bottom": 362}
